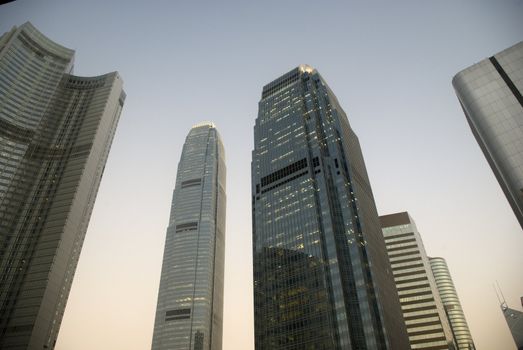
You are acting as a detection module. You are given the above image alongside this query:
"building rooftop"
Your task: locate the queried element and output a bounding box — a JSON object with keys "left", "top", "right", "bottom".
{"left": 379, "top": 211, "right": 411, "bottom": 228}
{"left": 191, "top": 121, "right": 216, "bottom": 129}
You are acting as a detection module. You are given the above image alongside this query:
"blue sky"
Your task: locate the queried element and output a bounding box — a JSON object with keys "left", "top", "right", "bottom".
{"left": 1, "top": 1, "right": 523, "bottom": 349}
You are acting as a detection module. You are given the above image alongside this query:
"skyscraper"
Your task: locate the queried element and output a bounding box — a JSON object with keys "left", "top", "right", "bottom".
{"left": 429, "top": 257, "right": 475, "bottom": 350}
{"left": 152, "top": 122, "right": 226, "bottom": 350}
{"left": 500, "top": 297, "right": 523, "bottom": 350}
{"left": 252, "top": 65, "right": 409, "bottom": 349}
{"left": 0, "top": 22, "right": 125, "bottom": 349}
{"left": 453, "top": 42, "right": 523, "bottom": 229}
{"left": 380, "top": 212, "right": 455, "bottom": 350}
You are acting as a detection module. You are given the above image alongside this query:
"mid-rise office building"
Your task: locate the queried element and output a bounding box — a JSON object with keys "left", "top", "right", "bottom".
{"left": 380, "top": 212, "right": 455, "bottom": 350}
{"left": 0, "top": 22, "right": 125, "bottom": 349}
{"left": 453, "top": 42, "right": 523, "bottom": 229}
{"left": 152, "top": 123, "right": 226, "bottom": 350}
{"left": 429, "top": 257, "right": 475, "bottom": 350}
{"left": 252, "top": 65, "right": 409, "bottom": 349}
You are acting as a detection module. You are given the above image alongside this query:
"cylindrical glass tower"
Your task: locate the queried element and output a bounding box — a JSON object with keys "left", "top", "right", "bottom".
{"left": 429, "top": 257, "right": 475, "bottom": 350}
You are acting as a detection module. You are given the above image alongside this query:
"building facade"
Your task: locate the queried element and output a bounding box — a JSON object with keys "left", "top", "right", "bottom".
{"left": 0, "top": 22, "right": 125, "bottom": 349}
{"left": 152, "top": 123, "right": 226, "bottom": 350}
{"left": 380, "top": 212, "right": 456, "bottom": 350}
{"left": 429, "top": 257, "right": 475, "bottom": 350}
{"left": 453, "top": 42, "right": 523, "bottom": 229}
{"left": 252, "top": 65, "right": 409, "bottom": 350}
{"left": 500, "top": 298, "right": 523, "bottom": 350}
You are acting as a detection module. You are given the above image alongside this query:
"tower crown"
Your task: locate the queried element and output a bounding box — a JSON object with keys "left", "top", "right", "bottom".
{"left": 191, "top": 121, "right": 216, "bottom": 129}
{"left": 298, "top": 64, "right": 315, "bottom": 73}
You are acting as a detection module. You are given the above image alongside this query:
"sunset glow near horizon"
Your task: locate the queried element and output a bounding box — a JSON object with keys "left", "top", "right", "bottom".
{"left": 1, "top": 1, "right": 522, "bottom": 349}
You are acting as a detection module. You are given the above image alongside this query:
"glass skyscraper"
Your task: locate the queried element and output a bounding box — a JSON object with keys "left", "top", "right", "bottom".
{"left": 429, "top": 257, "right": 475, "bottom": 350}
{"left": 152, "top": 123, "right": 226, "bottom": 350}
{"left": 500, "top": 297, "right": 523, "bottom": 350}
{"left": 453, "top": 41, "right": 523, "bottom": 229}
{"left": 0, "top": 22, "right": 125, "bottom": 349}
{"left": 380, "top": 212, "right": 455, "bottom": 350}
{"left": 252, "top": 65, "right": 409, "bottom": 349}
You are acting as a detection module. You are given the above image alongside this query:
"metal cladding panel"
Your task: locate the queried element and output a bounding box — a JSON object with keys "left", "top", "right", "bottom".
{"left": 152, "top": 123, "right": 226, "bottom": 350}
{"left": 453, "top": 42, "right": 523, "bottom": 229}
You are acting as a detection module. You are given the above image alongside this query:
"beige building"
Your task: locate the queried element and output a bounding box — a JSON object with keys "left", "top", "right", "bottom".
{"left": 380, "top": 212, "right": 456, "bottom": 350}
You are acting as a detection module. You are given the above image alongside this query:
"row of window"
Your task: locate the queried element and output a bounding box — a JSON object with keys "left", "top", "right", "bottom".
{"left": 260, "top": 158, "right": 308, "bottom": 187}
{"left": 181, "top": 178, "right": 202, "bottom": 188}
{"left": 175, "top": 221, "right": 198, "bottom": 233}
{"left": 262, "top": 69, "right": 300, "bottom": 99}
{"left": 165, "top": 308, "right": 191, "bottom": 321}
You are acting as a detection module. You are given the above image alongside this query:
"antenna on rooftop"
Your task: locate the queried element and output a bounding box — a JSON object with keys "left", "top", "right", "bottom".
{"left": 494, "top": 281, "right": 508, "bottom": 311}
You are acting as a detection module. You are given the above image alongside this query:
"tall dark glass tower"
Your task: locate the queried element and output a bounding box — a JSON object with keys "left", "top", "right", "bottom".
{"left": 251, "top": 65, "right": 409, "bottom": 349}
{"left": 0, "top": 23, "right": 125, "bottom": 349}
{"left": 152, "top": 123, "right": 226, "bottom": 350}
{"left": 500, "top": 297, "right": 523, "bottom": 350}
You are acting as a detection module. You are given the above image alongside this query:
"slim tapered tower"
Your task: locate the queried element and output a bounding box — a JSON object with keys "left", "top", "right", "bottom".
{"left": 252, "top": 65, "right": 409, "bottom": 349}
{"left": 152, "top": 123, "right": 226, "bottom": 350}
{"left": 0, "top": 22, "right": 125, "bottom": 349}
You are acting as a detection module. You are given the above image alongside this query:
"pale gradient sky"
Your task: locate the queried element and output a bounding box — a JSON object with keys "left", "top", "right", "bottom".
{"left": 1, "top": 1, "right": 523, "bottom": 349}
